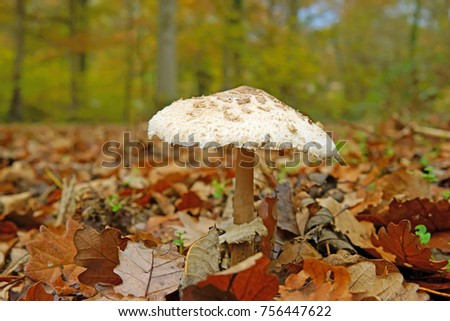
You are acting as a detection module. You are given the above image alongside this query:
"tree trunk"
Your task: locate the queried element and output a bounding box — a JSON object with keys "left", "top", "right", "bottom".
{"left": 408, "top": 0, "right": 422, "bottom": 113}
{"left": 222, "top": 0, "right": 244, "bottom": 90}
{"left": 123, "top": 0, "right": 137, "bottom": 123}
{"left": 7, "top": 0, "right": 26, "bottom": 122}
{"left": 68, "top": 0, "right": 88, "bottom": 117}
{"left": 155, "top": 0, "right": 177, "bottom": 110}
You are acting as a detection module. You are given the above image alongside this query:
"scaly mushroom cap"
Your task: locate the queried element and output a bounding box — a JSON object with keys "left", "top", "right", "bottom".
{"left": 148, "top": 86, "right": 335, "bottom": 160}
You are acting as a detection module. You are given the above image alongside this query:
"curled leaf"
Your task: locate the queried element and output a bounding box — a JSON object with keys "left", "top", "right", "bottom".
{"left": 371, "top": 220, "right": 447, "bottom": 272}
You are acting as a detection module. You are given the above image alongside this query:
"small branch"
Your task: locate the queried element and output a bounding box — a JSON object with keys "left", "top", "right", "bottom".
{"left": 418, "top": 287, "right": 450, "bottom": 299}
{"left": 411, "top": 124, "right": 450, "bottom": 139}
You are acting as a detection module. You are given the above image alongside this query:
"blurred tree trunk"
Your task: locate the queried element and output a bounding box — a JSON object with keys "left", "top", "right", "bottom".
{"left": 7, "top": 0, "right": 26, "bottom": 122}
{"left": 155, "top": 0, "right": 177, "bottom": 110}
{"left": 137, "top": 0, "right": 149, "bottom": 111}
{"left": 408, "top": 0, "right": 422, "bottom": 113}
{"left": 68, "top": 0, "right": 88, "bottom": 117}
{"left": 123, "top": 0, "right": 137, "bottom": 123}
{"left": 222, "top": 0, "right": 244, "bottom": 89}
{"left": 287, "top": 0, "right": 299, "bottom": 31}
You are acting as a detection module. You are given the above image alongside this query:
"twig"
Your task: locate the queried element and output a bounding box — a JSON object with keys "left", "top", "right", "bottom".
{"left": 411, "top": 124, "right": 450, "bottom": 139}
{"left": 44, "top": 167, "right": 64, "bottom": 189}
{"left": 418, "top": 287, "right": 450, "bottom": 299}
{"left": 55, "top": 175, "right": 76, "bottom": 227}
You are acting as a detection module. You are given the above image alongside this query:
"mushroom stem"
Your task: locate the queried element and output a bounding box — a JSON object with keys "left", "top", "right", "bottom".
{"left": 231, "top": 148, "right": 256, "bottom": 265}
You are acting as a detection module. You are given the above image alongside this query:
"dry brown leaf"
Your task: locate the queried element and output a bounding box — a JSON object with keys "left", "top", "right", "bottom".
{"left": 371, "top": 220, "right": 448, "bottom": 271}
{"left": 113, "top": 242, "right": 184, "bottom": 300}
{"left": 279, "top": 258, "right": 352, "bottom": 301}
{"left": 181, "top": 227, "right": 221, "bottom": 289}
{"left": 347, "top": 261, "right": 428, "bottom": 300}
{"left": 22, "top": 282, "right": 54, "bottom": 301}
{"left": 152, "top": 192, "right": 176, "bottom": 216}
{"left": 0, "top": 221, "right": 18, "bottom": 241}
{"left": 269, "top": 239, "right": 322, "bottom": 275}
{"left": 74, "top": 226, "right": 128, "bottom": 287}
{"left": 175, "top": 211, "right": 216, "bottom": 246}
{"left": 24, "top": 218, "right": 96, "bottom": 297}
{"left": 258, "top": 195, "right": 277, "bottom": 257}
{"left": 0, "top": 192, "right": 32, "bottom": 216}
{"left": 219, "top": 217, "right": 268, "bottom": 244}
{"left": 318, "top": 197, "right": 375, "bottom": 250}
{"left": 377, "top": 198, "right": 450, "bottom": 232}
{"left": 182, "top": 253, "right": 279, "bottom": 301}
{"left": 275, "top": 183, "right": 298, "bottom": 234}
{"left": 176, "top": 191, "right": 204, "bottom": 211}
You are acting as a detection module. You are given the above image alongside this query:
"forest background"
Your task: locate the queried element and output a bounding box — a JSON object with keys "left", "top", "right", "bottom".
{"left": 1, "top": 0, "right": 449, "bottom": 123}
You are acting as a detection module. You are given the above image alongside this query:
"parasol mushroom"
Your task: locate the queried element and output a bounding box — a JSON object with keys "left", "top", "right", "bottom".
{"left": 148, "top": 86, "right": 335, "bottom": 264}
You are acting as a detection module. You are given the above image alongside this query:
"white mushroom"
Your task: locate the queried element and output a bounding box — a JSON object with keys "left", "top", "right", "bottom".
{"left": 148, "top": 86, "right": 336, "bottom": 264}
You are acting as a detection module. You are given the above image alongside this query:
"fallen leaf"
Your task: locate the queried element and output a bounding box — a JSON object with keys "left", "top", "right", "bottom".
{"left": 279, "top": 258, "right": 352, "bottom": 301}
{"left": 113, "top": 243, "right": 184, "bottom": 300}
{"left": 24, "top": 218, "right": 96, "bottom": 297}
{"left": 269, "top": 238, "right": 322, "bottom": 275}
{"left": 276, "top": 183, "right": 298, "bottom": 234}
{"left": 371, "top": 220, "right": 447, "bottom": 272}
{"left": 182, "top": 253, "right": 278, "bottom": 301}
{"left": 318, "top": 197, "right": 376, "bottom": 250}
{"left": 0, "top": 192, "right": 32, "bottom": 216}
{"left": 181, "top": 227, "right": 221, "bottom": 289}
{"left": 219, "top": 217, "right": 268, "bottom": 244}
{"left": 153, "top": 192, "right": 176, "bottom": 216}
{"left": 257, "top": 196, "right": 277, "bottom": 257}
{"left": 347, "top": 261, "right": 428, "bottom": 300}
{"left": 0, "top": 221, "right": 18, "bottom": 241}
{"left": 22, "top": 282, "right": 54, "bottom": 301}
{"left": 377, "top": 198, "right": 450, "bottom": 232}
{"left": 175, "top": 211, "right": 216, "bottom": 246}
{"left": 176, "top": 191, "right": 204, "bottom": 211}
{"left": 74, "top": 226, "right": 128, "bottom": 287}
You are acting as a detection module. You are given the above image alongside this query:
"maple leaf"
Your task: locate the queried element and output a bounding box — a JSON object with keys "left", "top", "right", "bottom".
{"left": 182, "top": 253, "right": 279, "bottom": 301}
{"left": 378, "top": 198, "right": 450, "bottom": 232}
{"left": 279, "top": 258, "right": 352, "bottom": 301}
{"left": 24, "top": 218, "right": 97, "bottom": 297}
{"left": 113, "top": 242, "right": 184, "bottom": 300}
{"left": 371, "top": 220, "right": 447, "bottom": 272}
{"left": 74, "top": 226, "right": 128, "bottom": 287}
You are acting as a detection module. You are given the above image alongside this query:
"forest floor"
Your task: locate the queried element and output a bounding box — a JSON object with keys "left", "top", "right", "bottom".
{"left": 0, "top": 119, "right": 449, "bottom": 301}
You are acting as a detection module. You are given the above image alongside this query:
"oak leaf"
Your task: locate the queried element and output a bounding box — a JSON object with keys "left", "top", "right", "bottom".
{"left": 74, "top": 226, "right": 128, "bottom": 287}
{"left": 378, "top": 198, "right": 450, "bottom": 232}
{"left": 24, "top": 218, "right": 96, "bottom": 297}
{"left": 182, "top": 253, "right": 279, "bottom": 301}
{"left": 113, "top": 242, "right": 184, "bottom": 300}
{"left": 371, "top": 220, "right": 447, "bottom": 271}
{"left": 181, "top": 227, "right": 221, "bottom": 289}
{"left": 279, "top": 258, "right": 352, "bottom": 301}
{"left": 347, "top": 261, "right": 428, "bottom": 300}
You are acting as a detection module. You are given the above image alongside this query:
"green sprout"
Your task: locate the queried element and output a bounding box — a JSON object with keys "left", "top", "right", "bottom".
{"left": 212, "top": 179, "right": 227, "bottom": 199}
{"left": 415, "top": 224, "right": 431, "bottom": 245}
{"left": 384, "top": 140, "right": 394, "bottom": 157}
{"left": 422, "top": 166, "right": 438, "bottom": 183}
{"left": 173, "top": 231, "right": 186, "bottom": 254}
{"left": 106, "top": 194, "right": 123, "bottom": 213}
{"left": 442, "top": 191, "right": 450, "bottom": 200}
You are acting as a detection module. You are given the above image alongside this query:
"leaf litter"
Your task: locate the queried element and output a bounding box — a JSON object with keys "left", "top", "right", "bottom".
{"left": 1, "top": 122, "right": 450, "bottom": 301}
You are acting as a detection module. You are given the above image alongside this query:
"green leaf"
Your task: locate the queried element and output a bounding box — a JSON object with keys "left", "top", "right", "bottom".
{"left": 414, "top": 224, "right": 431, "bottom": 245}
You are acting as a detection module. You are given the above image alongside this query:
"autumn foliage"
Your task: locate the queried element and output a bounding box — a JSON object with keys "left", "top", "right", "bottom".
{"left": 1, "top": 121, "right": 450, "bottom": 301}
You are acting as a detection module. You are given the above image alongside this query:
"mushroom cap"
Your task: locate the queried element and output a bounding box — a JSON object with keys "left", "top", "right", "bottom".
{"left": 148, "top": 86, "right": 335, "bottom": 159}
